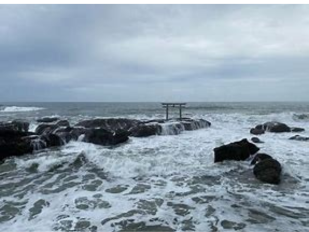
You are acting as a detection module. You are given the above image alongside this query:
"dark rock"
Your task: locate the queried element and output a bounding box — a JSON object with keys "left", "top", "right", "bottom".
{"left": 35, "top": 124, "right": 58, "bottom": 135}
{"left": 263, "top": 122, "right": 291, "bottom": 133}
{"left": 0, "top": 120, "right": 29, "bottom": 133}
{"left": 251, "top": 137, "right": 264, "bottom": 144}
{"left": 130, "top": 124, "right": 161, "bottom": 137}
{"left": 213, "top": 139, "right": 259, "bottom": 163}
{"left": 0, "top": 128, "right": 33, "bottom": 161}
{"left": 289, "top": 135, "right": 309, "bottom": 141}
{"left": 83, "top": 128, "right": 129, "bottom": 146}
{"left": 253, "top": 159, "right": 281, "bottom": 184}
{"left": 181, "top": 119, "right": 211, "bottom": 131}
{"left": 37, "top": 117, "right": 59, "bottom": 123}
{"left": 290, "top": 127, "right": 305, "bottom": 133}
{"left": 75, "top": 118, "right": 140, "bottom": 132}
{"left": 250, "top": 153, "right": 273, "bottom": 165}
{"left": 250, "top": 128, "right": 265, "bottom": 135}
{"left": 293, "top": 114, "right": 309, "bottom": 121}
{"left": 56, "top": 120, "right": 70, "bottom": 127}
{"left": 40, "top": 133, "right": 64, "bottom": 147}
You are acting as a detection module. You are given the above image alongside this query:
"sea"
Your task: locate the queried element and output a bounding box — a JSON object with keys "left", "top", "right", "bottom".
{"left": 0, "top": 102, "right": 309, "bottom": 232}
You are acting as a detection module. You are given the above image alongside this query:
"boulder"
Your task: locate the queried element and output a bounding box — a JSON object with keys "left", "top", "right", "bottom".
{"left": 250, "top": 128, "right": 265, "bottom": 135}
{"left": 260, "top": 122, "right": 291, "bottom": 133}
{"left": 253, "top": 158, "right": 281, "bottom": 184}
{"left": 250, "top": 153, "right": 273, "bottom": 165}
{"left": 213, "top": 139, "right": 259, "bottom": 163}
{"left": 251, "top": 137, "right": 264, "bottom": 144}
{"left": 289, "top": 135, "right": 309, "bottom": 141}
{"left": 83, "top": 128, "right": 129, "bottom": 146}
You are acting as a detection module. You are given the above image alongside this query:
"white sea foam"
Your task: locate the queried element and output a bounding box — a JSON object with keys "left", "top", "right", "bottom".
{"left": 1, "top": 112, "right": 309, "bottom": 232}
{"left": 0, "top": 106, "right": 44, "bottom": 112}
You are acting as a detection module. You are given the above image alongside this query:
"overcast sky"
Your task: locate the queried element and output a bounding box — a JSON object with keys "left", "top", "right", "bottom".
{"left": 1, "top": 5, "right": 309, "bottom": 102}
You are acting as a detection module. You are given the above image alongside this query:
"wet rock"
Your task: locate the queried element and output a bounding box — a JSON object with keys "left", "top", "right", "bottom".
{"left": 83, "top": 128, "right": 129, "bottom": 146}
{"left": 289, "top": 135, "right": 309, "bottom": 141}
{"left": 253, "top": 158, "right": 281, "bottom": 184}
{"left": 251, "top": 137, "right": 264, "bottom": 144}
{"left": 261, "top": 121, "right": 291, "bottom": 133}
{"left": 0, "top": 120, "right": 29, "bottom": 133}
{"left": 181, "top": 119, "right": 211, "bottom": 131}
{"left": 37, "top": 117, "right": 59, "bottom": 123}
{"left": 35, "top": 124, "right": 58, "bottom": 135}
{"left": 130, "top": 124, "right": 161, "bottom": 137}
{"left": 250, "top": 153, "right": 273, "bottom": 165}
{"left": 213, "top": 139, "right": 259, "bottom": 163}
{"left": 75, "top": 118, "right": 140, "bottom": 132}
{"left": 254, "top": 122, "right": 305, "bottom": 133}
{"left": 56, "top": 120, "right": 70, "bottom": 127}
{"left": 250, "top": 128, "right": 265, "bottom": 135}
{"left": 40, "top": 133, "right": 64, "bottom": 147}
{"left": 290, "top": 127, "right": 305, "bottom": 133}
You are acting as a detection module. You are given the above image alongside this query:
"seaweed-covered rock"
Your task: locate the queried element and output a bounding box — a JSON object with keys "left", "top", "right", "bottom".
{"left": 213, "top": 139, "right": 259, "bottom": 163}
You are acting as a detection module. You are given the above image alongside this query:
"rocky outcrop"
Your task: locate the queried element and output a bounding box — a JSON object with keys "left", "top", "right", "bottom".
{"left": 130, "top": 124, "right": 161, "bottom": 137}
{"left": 83, "top": 129, "right": 129, "bottom": 146}
{"left": 250, "top": 121, "right": 305, "bottom": 134}
{"left": 213, "top": 139, "right": 259, "bottom": 163}
{"left": 75, "top": 118, "right": 140, "bottom": 131}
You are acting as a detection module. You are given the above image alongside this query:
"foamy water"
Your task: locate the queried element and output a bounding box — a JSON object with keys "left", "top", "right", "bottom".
{"left": 0, "top": 106, "right": 44, "bottom": 112}
{"left": 0, "top": 103, "right": 309, "bottom": 232}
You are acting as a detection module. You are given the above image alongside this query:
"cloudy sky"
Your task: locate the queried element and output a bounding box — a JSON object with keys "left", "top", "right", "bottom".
{"left": 1, "top": 4, "right": 309, "bottom": 102}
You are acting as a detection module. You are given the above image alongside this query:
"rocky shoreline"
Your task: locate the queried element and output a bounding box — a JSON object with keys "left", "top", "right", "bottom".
{"left": 0, "top": 117, "right": 211, "bottom": 162}
{"left": 0, "top": 117, "right": 306, "bottom": 185}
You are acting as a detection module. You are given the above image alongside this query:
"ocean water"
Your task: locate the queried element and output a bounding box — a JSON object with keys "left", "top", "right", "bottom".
{"left": 0, "top": 102, "right": 309, "bottom": 232}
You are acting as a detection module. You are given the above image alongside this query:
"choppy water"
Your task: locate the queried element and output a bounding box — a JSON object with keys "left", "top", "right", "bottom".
{"left": 1, "top": 102, "right": 309, "bottom": 232}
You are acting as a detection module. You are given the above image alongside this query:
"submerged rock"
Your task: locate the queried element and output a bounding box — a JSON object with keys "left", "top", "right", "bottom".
{"left": 289, "top": 135, "right": 309, "bottom": 141}
{"left": 252, "top": 121, "right": 305, "bottom": 134}
{"left": 250, "top": 128, "right": 265, "bottom": 135}
{"left": 251, "top": 137, "right": 264, "bottom": 144}
{"left": 253, "top": 158, "right": 282, "bottom": 184}
{"left": 213, "top": 139, "right": 259, "bottom": 163}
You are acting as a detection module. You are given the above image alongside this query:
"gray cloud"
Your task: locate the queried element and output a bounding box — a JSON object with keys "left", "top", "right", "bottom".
{"left": 1, "top": 5, "right": 309, "bottom": 102}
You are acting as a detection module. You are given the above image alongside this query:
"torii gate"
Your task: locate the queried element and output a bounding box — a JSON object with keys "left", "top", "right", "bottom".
{"left": 161, "top": 102, "right": 186, "bottom": 120}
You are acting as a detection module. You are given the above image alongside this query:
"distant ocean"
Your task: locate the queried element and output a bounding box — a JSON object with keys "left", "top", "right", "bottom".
{"left": 1, "top": 102, "right": 309, "bottom": 232}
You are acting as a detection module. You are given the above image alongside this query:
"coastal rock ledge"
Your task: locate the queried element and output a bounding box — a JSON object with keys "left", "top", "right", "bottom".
{"left": 0, "top": 117, "right": 211, "bottom": 162}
